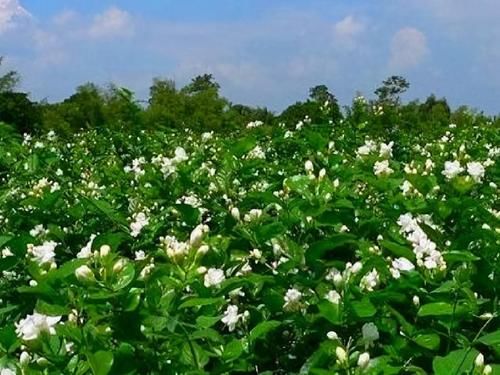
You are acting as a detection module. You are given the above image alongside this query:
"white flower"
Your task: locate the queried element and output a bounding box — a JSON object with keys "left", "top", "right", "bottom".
{"left": 326, "top": 290, "right": 341, "bottom": 304}
{"left": 1, "top": 247, "right": 13, "bottom": 257}
{"left": 30, "top": 224, "right": 47, "bottom": 237}
{"left": 283, "top": 288, "right": 302, "bottom": 311}
{"left": 379, "top": 141, "right": 394, "bottom": 158}
{"left": 362, "top": 322, "right": 379, "bottom": 348}
{"left": 204, "top": 268, "right": 225, "bottom": 288}
{"left": 134, "top": 250, "right": 146, "bottom": 260}
{"left": 467, "top": 162, "right": 485, "bottom": 183}
{"left": 374, "top": 160, "right": 394, "bottom": 176}
{"left": 221, "top": 305, "right": 242, "bottom": 332}
{"left": 130, "top": 212, "right": 149, "bottom": 237}
{"left": 390, "top": 257, "right": 415, "bottom": 279}
{"left": 174, "top": 147, "right": 188, "bottom": 163}
{"left": 357, "top": 140, "right": 377, "bottom": 157}
{"left": 0, "top": 368, "right": 16, "bottom": 375}
{"left": 27, "top": 241, "right": 58, "bottom": 266}
{"left": 483, "top": 365, "right": 492, "bottom": 375}
{"left": 247, "top": 145, "right": 266, "bottom": 159}
{"left": 442, "top": 160, "right": 463, "bottom": 179}
{"left": 76, "top": 234, "right": 96, "bottom": 258}
{"left": 243, "top": 208, "right": 263, "bottom": 222}
{"left": 15, "top": 312, "right": 62, "bottom": 341}
{"left": 246, "top": 120, "right": 264, "bottom": 128}
{"left": 162, "top": 235, "right": 189, "bottom": 260}
{"left": 358, "top": 352, "right": 370, "bottom": 368}
{"left": 360, "top": 269, "right": 379, "bottom": 291}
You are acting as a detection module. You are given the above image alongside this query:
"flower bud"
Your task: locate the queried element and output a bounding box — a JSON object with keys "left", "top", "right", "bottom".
{"left": 36, "top": 357, "right": 48, "bottom": 366}
{"left": 327, "top": 331, "right": 338, "bottom": 340}
{"left": 475, "top": 353, "right": 484, "bottom": 368}
{"left": 318, "top": 168, "right": 326, "bottom": 179}
{"left": 333, "top": 273, "right": 343, "bottom": 289}
{"left": 358, "top": 352, "right": 370, "bottom": 368}
{"left": 197, "top": 245, "right": 209, "bottom": 255}
{"left": 413, "top": 295, "right": 420, "bottom": 307}
{"left": 20, "top": 351, "right": 31, "bottom": 366}
{"left": 483, "top": 365, "right": 492, "bottom": 375}
{"left": 100, "top": 244, "right": 111, "bottom": 258}
{"left": 305, "top": 160, "right": 314, "bottom": 173}
{"left": 231, "top": 207, "right": 240, "bottom": 221}
{"left": 479, "top": 313, "right": 493, "bottom": 320}
{"left": 75, "top": 265, "right": 94, "bottom": 282}
{"left": 112, "top": 259, "right": 127, "bottom": 273}
{"left": 335, "top": 346, "right": 347, "bottom": 364}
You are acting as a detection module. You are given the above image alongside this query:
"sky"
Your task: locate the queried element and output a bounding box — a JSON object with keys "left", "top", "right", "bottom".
{"left": 1, "top": 0, "right": 500, "bottom": 114}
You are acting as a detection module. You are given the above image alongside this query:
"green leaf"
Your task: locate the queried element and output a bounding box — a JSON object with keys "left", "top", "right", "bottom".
{"left": 88, "top": 351, "right": 114, "bottom": 375}
{"left": 0, "top": 235, "right": 12, "bottom": 248}
{"left": 317, "top": 300, "right": 341, "bottom": 324}
{"left": 249, "top": 321, "right": 281, "bottom": 343}
{"left": 231, "top": 136, "right": 257, "bottom": 157}
{"left": 477, "top": 330, "right": 500, "bottom": 347}
{"left": 413, "top": 333, "right": 441, "bottom": 351}
{"left": 351, "top": 298, "right": 377, "bottom": 318}
{"left": 380, "top": 240, "right": 415, "bottom": 260}
{"left": 178, "top": 297, "right": 225, "bottom": 309}
{"left": 418, "top": 302, "right": 454, "bottom": 317}
{"left": 222, "top": 339, "right": 244, "bottom": 361}
{"left": 255, "top": 222, "right": 286, "bottom": 242}
{"left": 432, "top": 348, "right": 479, "bottom": 375}
{"left": 442, "top": 251, "right": 480, "bottom": 264}
{"left": 196, "top": 315, "right": 221, "bottom": 329}
{"left": 418, "top": 302, "right": 471, "bottom": 317}
{"left": 92, "top": 232, "right": 129, "bottom": 252}
{"left": 306, "top": 234, "right": 357, "bottom": 265}
{"left": 0, "top": 256, "right": 18, "bottom": 272}
{"left": 112, "top": 262, "right": 135, "bottom": 291}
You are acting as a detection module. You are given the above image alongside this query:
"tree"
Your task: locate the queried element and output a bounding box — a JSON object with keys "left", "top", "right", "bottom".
{"left": 0, "top": 57, "right": 20, "bottom": 93}
{"left": 145, "top": 78, "right": 185, "bottom": 129}
{"left": 0, "top": 92, "right": 41, "bottom": 133}
{"left": 103, "top": 84, "right": 142, "bottom": 128}
{"left": 182, "top": 74, "right": 227, "bottom": 131}
{"left": 61, "top": 83, "right": 105, "bottom": 129}
{"left": 374, "top": 75, "right": 410, "bottom": 105}
{"left": 183, "top": 74, "right": 220, "bottom": 95}
{"left": 309, "top": 84, "right": 342, "bottom": 122}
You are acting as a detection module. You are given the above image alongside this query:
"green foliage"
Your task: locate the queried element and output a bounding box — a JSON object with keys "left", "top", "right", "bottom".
{"left": 0, "top": 107, "right": 498, "bottom": 374}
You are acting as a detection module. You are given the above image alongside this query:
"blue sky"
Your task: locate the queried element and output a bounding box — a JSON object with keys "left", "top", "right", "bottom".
{"left": 1, "top": 0, "right": 500, "bottom": 113}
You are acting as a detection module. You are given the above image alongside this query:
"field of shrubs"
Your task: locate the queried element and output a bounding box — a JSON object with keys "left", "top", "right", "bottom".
{"left": 0, "top": 103, "right": 498, "bottom": 374}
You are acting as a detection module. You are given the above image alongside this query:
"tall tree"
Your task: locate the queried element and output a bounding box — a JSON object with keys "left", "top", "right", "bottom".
{"left": 374, "top": 75, "right": 410, "bottom": 105}
{"left": 0, "top": 57, "right": 20, "bottom": 93}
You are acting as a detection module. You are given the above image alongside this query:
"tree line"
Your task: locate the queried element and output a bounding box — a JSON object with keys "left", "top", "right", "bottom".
{"left": 0, "top": 57, "right": 496, "bottom": 137}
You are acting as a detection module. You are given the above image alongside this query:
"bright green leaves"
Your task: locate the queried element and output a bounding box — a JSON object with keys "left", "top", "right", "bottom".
{"left": 432, "top": 348, "right": 480, "bottom": 375}
{"left": 88, "top": 351, "right": 114, "bottom": 375}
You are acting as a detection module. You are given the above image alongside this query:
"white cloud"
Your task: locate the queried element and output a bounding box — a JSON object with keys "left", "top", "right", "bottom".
{"left": 52, "top": 10, "right": 78, "bottom": 27}
{"left": 88, "top": 7, "right": 133, "bottom": 39}
{"left": 334, "top": 16, "right": 365, "bottom": 41}
{"left": 332, "top": 15, "right": 365, "bottom": 51}
{"left": 0, "top": 0, "right": 31, "bottom": 33}
{"left": 389, "top": 27, "right": 428, "bottom": 70}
